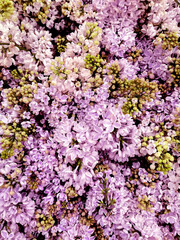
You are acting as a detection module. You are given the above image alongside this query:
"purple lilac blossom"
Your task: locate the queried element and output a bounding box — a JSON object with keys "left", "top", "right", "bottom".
{"left": 0, "top": 0, "right": 179, "bottom": 239}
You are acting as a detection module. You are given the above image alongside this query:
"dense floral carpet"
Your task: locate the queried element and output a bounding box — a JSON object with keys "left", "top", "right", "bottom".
{"left": 0, "top": 0, "right": 180, "bottom": 239}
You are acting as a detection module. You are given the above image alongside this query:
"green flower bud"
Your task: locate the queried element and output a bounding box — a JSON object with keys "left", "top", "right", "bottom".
{"left": 0, "top": 0, "right": 14, "bottom": 21}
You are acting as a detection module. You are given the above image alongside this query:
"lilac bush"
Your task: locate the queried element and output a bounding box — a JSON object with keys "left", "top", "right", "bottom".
{"left": 0, "top": 0, "right": 180, "bottom": 239}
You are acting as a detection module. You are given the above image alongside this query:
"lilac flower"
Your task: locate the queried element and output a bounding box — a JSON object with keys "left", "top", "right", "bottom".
{"left": 1, "top": 230, "right": 14, "bottom": 240}
{"left": 21, "top": 121, "right": 31, "bottom": 129}
{"left": 0, "top": 0, "right": 179, "bottom": 239}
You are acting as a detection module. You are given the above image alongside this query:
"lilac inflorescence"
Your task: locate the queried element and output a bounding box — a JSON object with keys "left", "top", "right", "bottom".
{"left": 0, "top": 0, "right": 180, "bottom": 240}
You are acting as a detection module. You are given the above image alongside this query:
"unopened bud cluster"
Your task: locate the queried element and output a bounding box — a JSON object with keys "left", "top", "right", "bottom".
{"left": 65, "top": 186, "right": 78, "bottom": 199}
{"left": 88, "top": 73, "right": 104, "bottom": 89}
{"left": 6, "top": 69, "right": 38, "bottom": 108}
{"left": 80, "top": 210, "right": 107, "bottom": 240}
{"left": 155, "top": 32, "right": 180, "bottom": 50}
{"left": 56, "top": 36, "right": 68, "bottom": 54}
{"left": 62, "top": 0, "right": 85, "bottom": 20}
{"left": 1, "top": 168, "right": 21, "bottom": 189}
{"left": 50, "top": 58, "right": 70, "bottom": 81}
{"left": 0, "top": 0, "right": 14, "bottom": 21}
{"left": 85, "top": 22, "right": 102, "bottom": 40}
{"left": 35, "top": 212, "right": 55, "bottom": 232}
{"left": 137, "top": 195, "right": 154, "bottom": 212}
{"left": 142, "top": 134, "right": 174, "bottom": 174}
{"left": 85, "top": 54, "right": 105, "bottom": 74}
{"left": 94, "top": 163, "right": 109, "bottom": 174}
{"left": 27, "top": 172, "right": 40, "bottom": 190}
{"left": 127, "top": 47, "right": 143, "bottom": 62}
{"left": 107, "top": 61, "right": 121, "bottom": 80}
{"left": 168, "top": 57, "right": 180, "bottom": 88}
{"left": 19, "top": 0, "right": 50, "bottom": 24}
{"left": 109, "top": 77, "right": 158, "bottom": 115}
{"left": 0, "top": 121, "right": 35, "bottom": 159}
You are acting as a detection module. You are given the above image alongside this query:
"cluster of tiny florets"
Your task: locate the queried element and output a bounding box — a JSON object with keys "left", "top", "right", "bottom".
{"left": 0, "top": 0, "right": 179, "bottom": 239}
